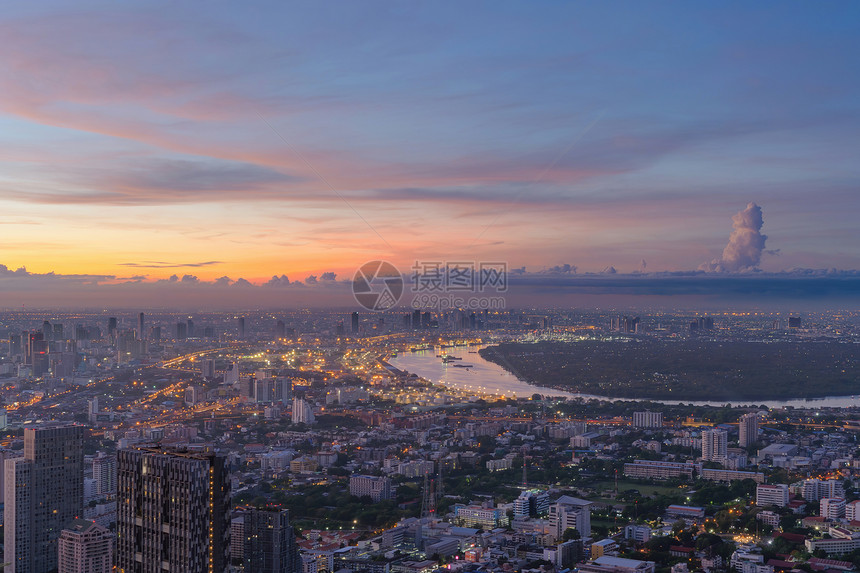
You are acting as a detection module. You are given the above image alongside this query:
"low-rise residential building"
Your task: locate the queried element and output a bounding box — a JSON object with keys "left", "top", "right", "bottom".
{"left": 454, "top": 503, "right": 508, "bottom": 529}
{"left": 349, "top": 475, "right": 393, "bottom": 502}
{"left": 623, "top": 460, "right": 700, "bottom": 480}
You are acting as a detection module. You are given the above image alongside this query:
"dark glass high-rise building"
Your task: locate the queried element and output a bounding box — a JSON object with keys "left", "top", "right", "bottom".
{"left": 8, "top": 332, "right": 22, "bottom": 357}
{"left": 31, "top": 339, "right": 49, "bottom": 377}
{"left": 25, "top": 331, "right": 43, "bottom": 364}
{"left": 117, "top": 447, "right": 231, "bottom": 573}
{"left": 4, "top": 425, "right": 84, "bottom": 573}
{"left": 138, "top": 312, "right": 145, "bottom": 340}
{"left": 242, "top": 507, "right": 301, "bottom": 573}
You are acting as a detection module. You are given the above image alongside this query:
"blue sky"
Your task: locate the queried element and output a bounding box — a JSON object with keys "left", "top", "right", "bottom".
{"left": 0, "top": 1, "right": 858, "bottom": 306}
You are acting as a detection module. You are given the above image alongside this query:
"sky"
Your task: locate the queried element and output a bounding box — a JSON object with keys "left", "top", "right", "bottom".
{"left": 1, "top": 1, "right": 859, "bottom": 308}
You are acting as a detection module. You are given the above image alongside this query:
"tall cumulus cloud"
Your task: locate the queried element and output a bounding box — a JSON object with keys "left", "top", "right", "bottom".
{"left": 701, "top": 202, "right": 768, "bottom": 272}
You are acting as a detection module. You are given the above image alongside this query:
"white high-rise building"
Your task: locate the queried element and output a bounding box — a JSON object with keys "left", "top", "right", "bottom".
{"left": 702, "top": 429, "right": 728, "bottom": 463}
{"left": 633, "top": 411, "right": 663, "bottom": 429}
{"left": 824, "top": 479, "right": 845, "bottom": 499}
{"left": 739, "top": 413, "right": 759, "bottom": 447}
{"left": 802, "top": 479, "right": 845, "bottom": 502}
{"left": 0, "top": 449, "right": 23, "bottom": 501}
{"left": 846, "top": 500, "right": 860, "bottom": 522}
{"left": 821, "top": 498, "right": 846, "bottom": 520}
{"left": 548, "top": 496, "right": 592, "bottom": 540}
{"left": 756, "top": 484, "right": 789, "bottom": 507}
{"left": 513, "top": 490, "right": 551, "bottom": 518}
{"left": 87, "top": 397, "right": 98, "bottom": 423}
{"left": 291, "top": 397, "right": 315, "bottom": 425}
{"left": 802, "top": 479, "right": 822, "bottom": 501}
{"left": 224, "top": 362, "right": 240, "bottom": 384}
{"left": 92, "top": 453, "right": 116, "bottom": 496}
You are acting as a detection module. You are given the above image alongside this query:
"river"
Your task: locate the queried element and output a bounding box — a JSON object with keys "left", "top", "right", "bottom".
{"left": 389, "top": 345, "right": 860, "bottom": 409}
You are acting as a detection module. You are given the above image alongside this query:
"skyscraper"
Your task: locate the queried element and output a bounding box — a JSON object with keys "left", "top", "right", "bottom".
{"left": 242, "top": 507, "right": 301, "bottom": 573}
{"left": 291, "top": 397, "right": 315, "bottom": 425}
{"left": 201, "top": 359, "right": 216, "bottom": 379}
{"left": 548, "top": 496, "right": 592, "bottom": 540}
{"left": 701, "top": 428, "right": 728, "bottom": 463}
{"left": 88, "top": 397, "right": 99, "bottom": 423}
{"left": 25, "top": 331, "right": 43, "bottom": 365}
{"left": 738, "top": 413, "right": 759, "bottom": 448}
{"left": 117, "top": 447, "right": 231, "bottom": 573}
{"left": 31, "top": 338, "right": 50, "bottom": 377}
{"left": 57, "top": 519, "right": 113, "bottom": 573}
{"left": 4, "top": 425, "right": 84, "bottom": 573}
{"left": 238, "top": 316, "right": 246, "bottom": 339}
{"left": 138, "top": 312, "right": 145, "bottom": 340}
{"left": 92, "top": 453, "right": 116, "bottom": 496}
{"left": 8, "top": 333, "right": 22, "bottom": 357}
{"left": 351, "top": 312, "right": 359, "bottom": 334}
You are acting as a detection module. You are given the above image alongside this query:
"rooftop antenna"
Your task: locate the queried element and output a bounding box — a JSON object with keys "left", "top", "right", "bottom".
{"left": 522, "top": 445, "right": 529, "bottom": 488}
{"left": 437, "top": 459, "right": 444, "bottom": 502}
{"left": 421, "top": 471, "right": 431, "bottom": 519}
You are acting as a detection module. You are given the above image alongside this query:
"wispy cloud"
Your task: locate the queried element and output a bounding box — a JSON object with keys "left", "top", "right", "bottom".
{"left": 119, "top": 260, "right": 224, "bottom": 269}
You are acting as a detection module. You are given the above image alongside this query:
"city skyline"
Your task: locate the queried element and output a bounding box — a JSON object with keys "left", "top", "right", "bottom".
{"left": 1, "top": 305, "right": 860, "bottom": 571}
{"left": 1, "top": 2, "right": 859, "bottom": 307}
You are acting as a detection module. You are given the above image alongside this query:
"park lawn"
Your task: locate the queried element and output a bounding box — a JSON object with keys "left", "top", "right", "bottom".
{"left": 591, "top": 517, "right": 623, "bottom": 529}
{"left": 587, "top": 480, "right": 682, "bottom": 497}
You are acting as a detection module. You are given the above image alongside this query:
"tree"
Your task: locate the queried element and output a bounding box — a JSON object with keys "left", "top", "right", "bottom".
{"left": 696, "top": 533, "right": 722, "bottom": 552}
{"left": 563, "top": 528, "right": 581, "bottom": 541}
{"left": 780, "top": 514, "right": 798, "bottom": 531}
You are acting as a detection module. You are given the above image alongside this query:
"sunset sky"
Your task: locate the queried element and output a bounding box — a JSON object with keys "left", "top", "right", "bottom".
{"left": 1, "top": 2, "right": 859, "bottom": 307}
